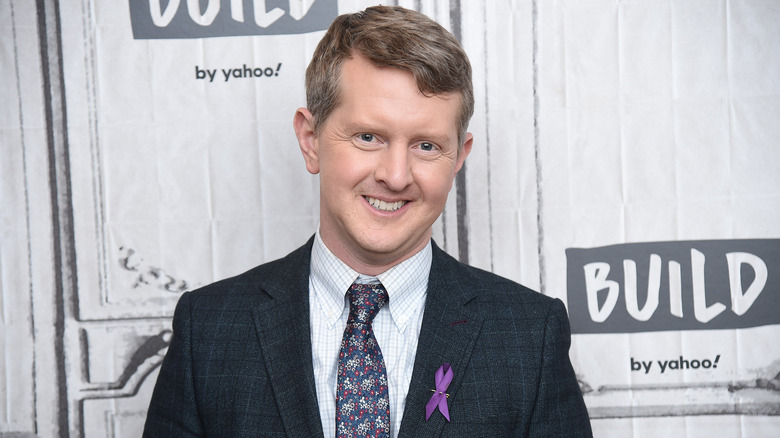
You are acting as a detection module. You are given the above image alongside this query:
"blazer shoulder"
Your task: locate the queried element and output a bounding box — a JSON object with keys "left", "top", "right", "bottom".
{"left": 431, "top": 241, "right": 560, "bottom": 311}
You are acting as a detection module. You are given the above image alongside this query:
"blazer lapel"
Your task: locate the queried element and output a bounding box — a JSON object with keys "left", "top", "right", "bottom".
{"left": 397, "top": 243, "right": 484, "bottom": 438}
{"left": 251, "top": 238, "right": 325, "bottom": 438}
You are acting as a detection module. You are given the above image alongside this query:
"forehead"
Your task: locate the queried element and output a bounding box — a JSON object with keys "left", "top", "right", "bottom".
{"left": 332, "top": 55, "right": 461, "bottom": 143}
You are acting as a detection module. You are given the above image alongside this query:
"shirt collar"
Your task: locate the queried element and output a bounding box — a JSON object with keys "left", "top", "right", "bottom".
{"left": 310, "top": 230, "right": 431, "bottom": 331}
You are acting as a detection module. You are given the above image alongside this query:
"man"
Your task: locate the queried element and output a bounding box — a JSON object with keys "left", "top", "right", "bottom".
{"left": 144, "top": 6, "right": 591, "bottom": 437}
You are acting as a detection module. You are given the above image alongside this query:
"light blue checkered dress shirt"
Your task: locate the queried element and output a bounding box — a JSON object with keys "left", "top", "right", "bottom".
{"left": 309, "top": 231, "right": 431, "bottom": 438}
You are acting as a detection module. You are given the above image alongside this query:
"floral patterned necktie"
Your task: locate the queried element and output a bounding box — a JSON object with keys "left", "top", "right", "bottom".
{"left": 336, "top": 282, "right": 391, "bottom": 438}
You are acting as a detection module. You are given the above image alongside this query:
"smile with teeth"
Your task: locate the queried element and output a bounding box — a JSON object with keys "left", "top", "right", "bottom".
{"left": 365, "top": 196, "right": 407, "bottom": 212}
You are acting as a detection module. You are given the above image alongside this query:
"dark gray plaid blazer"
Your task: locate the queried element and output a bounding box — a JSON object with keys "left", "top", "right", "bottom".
{"left": 144, "top": 237, "right": 592, "bottom": 437}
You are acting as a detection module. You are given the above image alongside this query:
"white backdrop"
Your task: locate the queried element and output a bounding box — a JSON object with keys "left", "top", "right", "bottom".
{"left": 1, "top": 0, "right": 779, "bottom": 436}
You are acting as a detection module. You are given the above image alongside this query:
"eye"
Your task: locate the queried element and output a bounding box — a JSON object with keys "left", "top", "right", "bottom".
{"left": 359, "top": 133, "right": 375, "bottom": 142}
{"left": 419, "top": 142, "right": 435, "bottom": 152}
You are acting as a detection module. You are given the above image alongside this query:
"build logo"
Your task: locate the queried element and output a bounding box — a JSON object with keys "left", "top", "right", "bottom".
{"left": 566, "top": 239, "right": 780, "bottom": 333}
{"left": 129, "top": 0, "right": 337, "bottom": 39}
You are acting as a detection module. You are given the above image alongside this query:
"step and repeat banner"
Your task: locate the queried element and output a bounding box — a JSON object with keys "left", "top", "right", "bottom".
{"left": 535, "top": 1, "right": 780, "bottom": 434}
{"left": 2, "top": 0, "right": 778, "bottom": 436}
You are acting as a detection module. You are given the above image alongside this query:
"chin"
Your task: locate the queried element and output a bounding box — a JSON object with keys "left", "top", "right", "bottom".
{"left": 356, "top": 230, "right": 423, "bottom": 257}
{"left": 356, "top": 238, "right": 404, "bottom": 257}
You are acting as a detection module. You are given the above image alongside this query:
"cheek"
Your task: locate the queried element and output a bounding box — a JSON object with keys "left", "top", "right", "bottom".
{"left": 320, "top": 153, "right": 367, "bottom": 187}
{"left": 416, "top": 167, "right": 457, "bottom": 202}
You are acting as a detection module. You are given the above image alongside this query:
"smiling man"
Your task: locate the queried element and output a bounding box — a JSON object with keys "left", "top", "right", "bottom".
{"left": 144, "top": 6, "right": 592, "bottom": 438}
{"left": 294, "top": 53, "right": 470, "bottom": 276}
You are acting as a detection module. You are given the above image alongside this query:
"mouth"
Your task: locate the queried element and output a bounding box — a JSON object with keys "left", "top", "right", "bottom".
{"left": 364, "top": 196, "right": 407, "bottom": 212}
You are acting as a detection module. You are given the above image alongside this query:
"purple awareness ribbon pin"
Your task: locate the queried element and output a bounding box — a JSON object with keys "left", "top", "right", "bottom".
{"left": 425, "top": 363, "right": 453, "bottom": 421}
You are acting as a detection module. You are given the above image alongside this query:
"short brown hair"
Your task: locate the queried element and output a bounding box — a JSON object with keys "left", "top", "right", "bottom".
{"left": 305, "top": 5, "right": 474, "bottom": 147}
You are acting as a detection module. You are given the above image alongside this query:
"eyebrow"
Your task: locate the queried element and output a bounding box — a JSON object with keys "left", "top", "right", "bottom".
{"left": 342, "top": 121, "right": 455, "bottom": 147}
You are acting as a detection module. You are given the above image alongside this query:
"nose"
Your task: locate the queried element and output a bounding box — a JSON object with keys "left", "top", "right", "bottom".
{"left": 374, "top": 143, "right": 413, "bottom": 191}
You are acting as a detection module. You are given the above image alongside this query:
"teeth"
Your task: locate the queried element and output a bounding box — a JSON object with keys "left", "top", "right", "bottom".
{"left": 366, "top": 196, "right": 406, "bottom": 212}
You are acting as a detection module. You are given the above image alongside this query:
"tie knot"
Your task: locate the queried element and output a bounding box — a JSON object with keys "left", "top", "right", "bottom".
{"left": 347, "top": 283, "right": 388, "bottom": 325}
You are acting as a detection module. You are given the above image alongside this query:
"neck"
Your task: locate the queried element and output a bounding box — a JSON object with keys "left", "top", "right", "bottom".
{"left": 319, "top": 232, "right": 431, "bottom": 276}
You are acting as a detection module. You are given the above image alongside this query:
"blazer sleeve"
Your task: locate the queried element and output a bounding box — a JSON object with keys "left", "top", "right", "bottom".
{"left": 524, "top": 298, "right": 592, "bottom": 437}
{"left": 144, "top": 292, "right": 203, "bottom": 437}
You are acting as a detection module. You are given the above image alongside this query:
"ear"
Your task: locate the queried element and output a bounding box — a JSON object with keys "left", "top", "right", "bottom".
{"left": 454, "top": 132, "right": 473, "bottom": 174}
{"left": 293, "top": 107, "right": 320, "bottom": 174}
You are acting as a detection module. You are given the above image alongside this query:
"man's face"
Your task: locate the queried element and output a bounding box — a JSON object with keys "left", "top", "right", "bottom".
{"left": 294, "top": 54, "right": 472, "bottom": 273}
